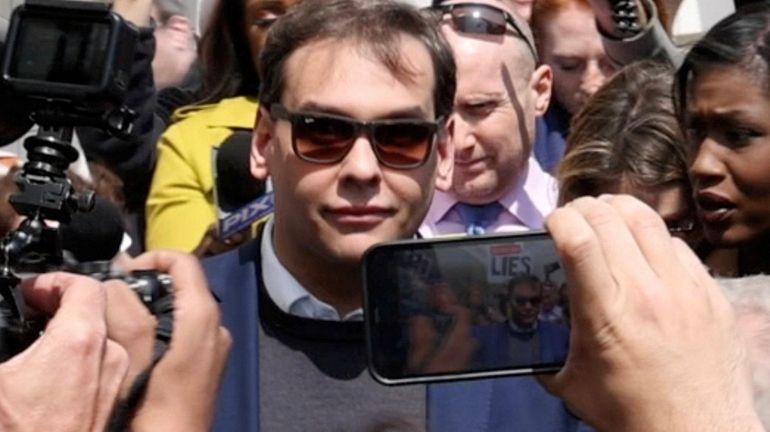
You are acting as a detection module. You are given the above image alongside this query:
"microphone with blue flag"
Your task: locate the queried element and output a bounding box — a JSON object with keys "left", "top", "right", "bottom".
{"left": 212, "top": 131, "right": 273, "bottom": 239}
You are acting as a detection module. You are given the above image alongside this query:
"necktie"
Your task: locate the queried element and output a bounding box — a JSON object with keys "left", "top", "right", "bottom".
{"left": 454, "top": 202, "right": 503, "bottom": 235}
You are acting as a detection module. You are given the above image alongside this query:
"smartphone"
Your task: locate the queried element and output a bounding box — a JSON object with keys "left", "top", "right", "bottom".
{"left": 363, "top": 231, "right": 568, "bottom": 385}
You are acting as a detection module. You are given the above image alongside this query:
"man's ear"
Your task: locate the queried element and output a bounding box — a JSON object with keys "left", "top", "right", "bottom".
{"left": 530, "top": 64, "right": 553, "bottom": 117}
{"left": 434, "top": 115, "right": 455, "bottom": 192}
{"left": 251, "top": 106, "right": 273, "bottom": 181}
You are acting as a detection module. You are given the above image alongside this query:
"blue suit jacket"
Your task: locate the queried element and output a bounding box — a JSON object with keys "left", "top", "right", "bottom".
{"left": 474, "top": 320, "right": 570, "bottom": 369}
{"left": 203, "top": 234, "right": 589, "bottom": 432}
{"left": 533, "top": 103, "right": 569, "bottom": 173}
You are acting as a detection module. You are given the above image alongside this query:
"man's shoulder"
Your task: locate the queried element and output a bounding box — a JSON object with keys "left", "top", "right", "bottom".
{"left": 203, "top": 238, "right": 262, "bottom": 299}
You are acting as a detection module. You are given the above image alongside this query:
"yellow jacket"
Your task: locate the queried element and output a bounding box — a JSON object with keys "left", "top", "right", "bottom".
{"left": 146, "top": 96, "right": 259, "bottom": 251}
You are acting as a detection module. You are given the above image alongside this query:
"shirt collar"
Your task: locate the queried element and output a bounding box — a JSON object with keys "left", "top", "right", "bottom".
{"left": 498, "top": 157, "right": 558, "bottom": 228}
{"left": 260, "top": 217, "right": 363, "bottom": 321}
{"left": 421, "top": 157, "right": 557, "bottom": 232}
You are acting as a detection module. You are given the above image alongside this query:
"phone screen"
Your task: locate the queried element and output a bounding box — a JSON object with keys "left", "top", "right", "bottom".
{"left": 363, "top": 232, "right": 568, "bottom": 385}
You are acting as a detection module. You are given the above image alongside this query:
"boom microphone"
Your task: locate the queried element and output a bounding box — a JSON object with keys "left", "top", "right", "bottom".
{"left": 60, "top": 196, "right": 125, "bottom": 262}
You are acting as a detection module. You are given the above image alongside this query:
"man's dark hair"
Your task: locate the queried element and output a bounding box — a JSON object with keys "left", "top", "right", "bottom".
{"left": 258, "top": 0, "right": 456, "bottom": 119}
{"left": 506, "top": 273, "right": 543, "bottom": 298}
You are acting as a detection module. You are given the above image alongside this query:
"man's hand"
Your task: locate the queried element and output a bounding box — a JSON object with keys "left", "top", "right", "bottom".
{"left": 112, "top": 0, "right": 153, "bottom": 27}
{"left": 542, "top": 195, "right": 763, "bottom": 432}
{"left": 0, "top": 273, "right": 129, "bottom": 432}
{"left": 113, "top": 251, "right": 232, "bottom": 432}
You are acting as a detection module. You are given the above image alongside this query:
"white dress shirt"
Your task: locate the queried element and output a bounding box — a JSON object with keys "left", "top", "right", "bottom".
{"left": 261, "top": 217, "right": 363, "bottom": 321}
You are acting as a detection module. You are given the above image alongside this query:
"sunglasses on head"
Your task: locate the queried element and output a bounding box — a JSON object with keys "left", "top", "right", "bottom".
{"left": 269, "top": 104, "right": 441, "bottom": 169}
{"left": 433, "top": 2, "right": 538, "bottom": 62}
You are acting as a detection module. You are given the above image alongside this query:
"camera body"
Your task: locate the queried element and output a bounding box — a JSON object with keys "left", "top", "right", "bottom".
{"left": 0, "top": 270, "right": 174, "bottom": 362}
{"left": 1, "top": 0, "right": 137, "bottom": 113}
{"left": 0, "top": 0, "right": 172, "bottom": 363}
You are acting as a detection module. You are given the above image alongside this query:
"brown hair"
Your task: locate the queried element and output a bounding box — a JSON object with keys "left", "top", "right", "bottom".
{"left": 258, "top": 0, "right": 456, "bottom": 119}
{"left": 531, "top": 0, "right": 591, "bottom": 47}
{"left": 196, "top": 0, "right": 259, "bottom": 103}
{"left": 558, "top": 60, "right": 688, "bottom": 205}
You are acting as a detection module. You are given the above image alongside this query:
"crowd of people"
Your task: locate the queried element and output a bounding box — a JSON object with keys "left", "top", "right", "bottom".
{"left": 0, "top": 0, "right": 769, "bottom": 430}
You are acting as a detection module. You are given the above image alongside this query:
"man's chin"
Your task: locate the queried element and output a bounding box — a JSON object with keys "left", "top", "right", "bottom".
{"left": 451, "top": 174, "right": 507, "bottom": 204}
{"left": 321, "top": 229, "right": 402, "bottom": 264}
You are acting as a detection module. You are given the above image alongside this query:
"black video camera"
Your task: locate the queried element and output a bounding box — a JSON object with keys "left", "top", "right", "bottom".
{"left": 2, "top": 0, "right": 137, "bottom": 129}
{"left": 0, "top": 0, "right": 173, "bottom": 362}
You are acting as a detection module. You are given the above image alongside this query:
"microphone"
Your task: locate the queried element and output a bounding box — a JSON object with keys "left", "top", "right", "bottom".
{"left": 213, "top": 131, "right": 272, "bottom": 239}
{"left": 215, "top": 131, "right": 265, "bottom": 213}
{"left": 60, "top": 195, "right": 125, "bottom": 263}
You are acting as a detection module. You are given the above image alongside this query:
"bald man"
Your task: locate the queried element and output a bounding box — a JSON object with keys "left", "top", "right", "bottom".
{"left": 419, "top": 0, "right": 556, "bottom": 238}
{"left": 422, "top": 3, "right": 587, "bottom": 431}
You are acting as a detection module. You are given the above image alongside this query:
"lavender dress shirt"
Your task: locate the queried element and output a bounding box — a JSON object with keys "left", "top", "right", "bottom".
{"left": 419, "top": 158, "right": 558, "bottom": 237}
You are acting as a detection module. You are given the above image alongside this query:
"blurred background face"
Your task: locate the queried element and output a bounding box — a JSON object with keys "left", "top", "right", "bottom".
{"left": 687, "top": 67, "right": 770, "bottom": 247}
{"left": 151, "top": 11, "right": 197, "bottom": 90}
{"left": 537, "top": 3, "right": 615, "bottom": 115}
{"left": 244, "top": 0, "right": 301, "bottom": 71}
{"left": 508, "top": 282, "right": 542, "bottom": 327}
{"left": 541, "top": 283, "right": 558, "bottom": 311}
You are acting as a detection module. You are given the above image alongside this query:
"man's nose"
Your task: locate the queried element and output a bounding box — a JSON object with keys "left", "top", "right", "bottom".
{"left": 338, "top": 136, "right": 382, "bottom": 182}
{"left": 451, "top": 114, "right": 477, "bottom": 155}
{"left": 581, "top": 61, "right": 607, "bottom": 96}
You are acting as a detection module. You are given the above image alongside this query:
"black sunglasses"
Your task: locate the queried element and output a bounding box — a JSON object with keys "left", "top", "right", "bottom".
{"left": 432, "top": 3, "right": 538, "bottom": 62}
{"left": 269, "top": 104, "right": 442, "bottom": 169}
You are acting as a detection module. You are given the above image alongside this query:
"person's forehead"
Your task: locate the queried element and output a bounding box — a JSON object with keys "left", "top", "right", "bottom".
{"left": 444, "top": 27, "right": 533, "bottom": 92}
{"left": 512, "top": 281, "right": 539, "bottom": 293}
{"left": 281, "top": 36, "right": 436, "bottom": 115}
{"left": 440, "top": 16, "right": 536, "bottom": 75}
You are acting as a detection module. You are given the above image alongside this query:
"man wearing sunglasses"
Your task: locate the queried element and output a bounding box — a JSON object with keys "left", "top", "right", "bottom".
{"left": 202, "top": 0, "right": 458, "bottom": 430}
{"left": 471, "top": 274, "right": 570, "bottom": 379}
{"left": 419, "top": 0, "right": 557, "bottom": 239}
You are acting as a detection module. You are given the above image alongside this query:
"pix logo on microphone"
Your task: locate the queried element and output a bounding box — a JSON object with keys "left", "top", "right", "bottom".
{"left": 219, "top": 192, "right": 274, "bottom": 239}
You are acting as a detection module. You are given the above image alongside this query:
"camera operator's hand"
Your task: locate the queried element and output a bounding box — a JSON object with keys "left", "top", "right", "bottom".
{"left": 541, "top": 195, "right": 764, "bottom": 432}
{"left": 112, "top": 0, "right": 153, "bottom": 27}
{"left": 0, "top": 273, "right": 129, "bottom": 432}
{"left": 110, "top": 251, "right": 232, "bottom": 432}
{"left": 192, "top": 223, "right": 252, "bottom": 258}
